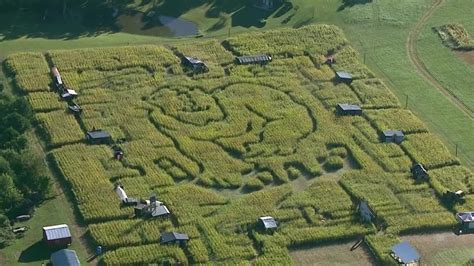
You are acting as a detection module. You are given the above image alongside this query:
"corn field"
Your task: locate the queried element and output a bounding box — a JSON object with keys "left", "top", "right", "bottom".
{"left": 4, "top": 24, "right": 473, "bottom": 264}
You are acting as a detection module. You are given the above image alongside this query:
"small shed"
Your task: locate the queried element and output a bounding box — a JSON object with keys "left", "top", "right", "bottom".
{"left": 382, "top": 130, "right": 405, "bottom": 144}
{"left": 43, "top": 224, "right": 72, "bottom": 247}
{"left": 456, "top": 211, "right": 474, "bottom": 234}
{"left": 358, "top": 200, "right": 375, "bottom": 222}
{"left": 390, "top": 241, "right": 421, "bottom": 265}
{"left": 60, "top": 89, "right": 78, "bottom": 100}
{"left": 50, "top": 249, "right": 80, "bottom": 266}
{"left": 161, "top": 232, "right": 189, "bottom": 246}
{"left": 411, "top": 164, "right": 428, "bottom": 181}
{"left": 236, "top": 54, "right": 272, "bottom": 65}
{"left": 85, "top": 130, "right": 112, "bottom": 144}
{"left": 51, "top": 67, "right": 63, "bottom": 88}
{"left": 182, "top": 56, "right": 208, "bottom": 73}
{"left": 67, "top": 103, "right": 82, "bottom": 114}
{"left": 335, "top": 71, "right": 353, "bottom": 84}
{"left": 444, "top": 190, "right": 466, "bottom": 203}
{"left": 150, "top": 204, "right": 171, "bottom": 218}
{"left": 336, "top": 103, "right": 362, "bottom": 116}
{"left": 258, "top": 216, "right": 278, "bottom": 231}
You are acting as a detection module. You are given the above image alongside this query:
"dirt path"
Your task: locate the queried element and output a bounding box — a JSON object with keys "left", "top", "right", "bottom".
{"left": 406, "top": 0, "right": 474, "bottom": 119}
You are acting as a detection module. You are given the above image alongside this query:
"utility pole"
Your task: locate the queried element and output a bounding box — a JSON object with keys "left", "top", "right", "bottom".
{"left": 405, "top": 94, "right": 408, "bottom": 109}
{"left": 228, "top": 28, "right": 231, "bottom": 37}
{"left": 455, "top": 144, "right": 458, "bottom": 156}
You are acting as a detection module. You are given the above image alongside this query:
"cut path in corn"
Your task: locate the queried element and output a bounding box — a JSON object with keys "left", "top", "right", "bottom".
{"left": 406, "top": 0, "right": 474, "bottom": 120}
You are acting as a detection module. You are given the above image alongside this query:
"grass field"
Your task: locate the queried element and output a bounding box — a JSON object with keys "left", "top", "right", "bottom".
{"left": 4, "top": 24, "right": 473, "bottom": 264}
{"left": 401, "top": 232, "right": 474, "bottom": 265}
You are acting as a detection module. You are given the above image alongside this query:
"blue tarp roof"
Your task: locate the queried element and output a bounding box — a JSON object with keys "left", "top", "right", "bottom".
{"left": 391, "top": 241, "right": 420, "bottom": 264}
{"left": 50, "top": 249, "right": 80, "bottom": 266}
{"left": 336, "top": 71, "right": 352, "bottom": 79}
{"left": 43, "top": 224, "right": 71, "bottom": 241}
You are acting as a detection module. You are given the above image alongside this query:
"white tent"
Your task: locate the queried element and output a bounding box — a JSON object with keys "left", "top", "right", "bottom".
{"left": 115, "top": 186, "right": 128, "bottom": 202}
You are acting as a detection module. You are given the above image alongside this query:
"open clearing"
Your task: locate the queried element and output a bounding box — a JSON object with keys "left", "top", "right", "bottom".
{"left": 4, "top": 24, "right": 474, "bottom": 265}
{"left": 289, "top": 241, "right": 375, "bottom": 266}
{"left": 455, "top": 50, "right": 474, "bottom": 68}
{"left": 401, "top": 232, "right": 474, "bottom": 265}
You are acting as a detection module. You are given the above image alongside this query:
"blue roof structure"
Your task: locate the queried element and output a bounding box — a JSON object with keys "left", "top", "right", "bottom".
{"left": 43, "top": 224, "right": 71, "bottom": 241}
{"left": 50, "top": 249, "right": 80, "bottom": 266}
{"left": 336, "top": 71, "right": 352, "bottom": 80}
{"left": 391, "top": 241, "right": 420, "bottom": 264}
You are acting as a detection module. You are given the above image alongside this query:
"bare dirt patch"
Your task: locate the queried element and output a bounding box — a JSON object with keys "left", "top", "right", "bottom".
{"left": 401, "top": 231, "right": 474, "bottom": 265}
{"left": 455, "top": 50, "right": 474, "bottom": 68}
{"left": 290, "top": 241, "right": 375, "bottom": 266}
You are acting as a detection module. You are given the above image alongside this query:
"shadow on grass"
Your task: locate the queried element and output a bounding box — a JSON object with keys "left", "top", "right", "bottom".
{"left": 337, "top": 0, "right": 373, "bottom": 11}
{"left": 18, "top": 241, "right": 50, "bottom": 263}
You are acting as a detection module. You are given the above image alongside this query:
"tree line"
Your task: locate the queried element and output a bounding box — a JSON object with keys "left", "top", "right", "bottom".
{"left": 0, "top": 83, "right": 50, "bottom": 247}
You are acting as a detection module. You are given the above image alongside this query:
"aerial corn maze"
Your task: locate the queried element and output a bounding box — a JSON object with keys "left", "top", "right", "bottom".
{"left": 4, "top": 25, "right": 474, "bottom": 265}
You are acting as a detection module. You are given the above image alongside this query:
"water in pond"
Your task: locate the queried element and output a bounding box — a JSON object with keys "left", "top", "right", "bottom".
{"left": 117, "top": 12, "right": 199, "bottom": 37}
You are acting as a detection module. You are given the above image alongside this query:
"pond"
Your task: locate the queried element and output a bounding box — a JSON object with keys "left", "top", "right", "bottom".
{"left": 117, "top": 12, "right": 199, "bottom": 37}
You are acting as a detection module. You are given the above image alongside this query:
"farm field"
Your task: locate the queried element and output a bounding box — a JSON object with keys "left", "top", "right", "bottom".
{"left": 1, "top": 0, "right": 473, "bottom": 173}
{"left": 4, "top": 24, "right": 474, "bottom": 265}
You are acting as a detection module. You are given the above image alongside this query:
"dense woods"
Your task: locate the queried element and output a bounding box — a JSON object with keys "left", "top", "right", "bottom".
{"left": 0, "top": 85, "right": 50, "bottom": 247}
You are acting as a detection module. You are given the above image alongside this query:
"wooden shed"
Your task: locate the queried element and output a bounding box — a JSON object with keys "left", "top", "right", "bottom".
{"left": 335, "top": 71, "right": 353, "bottom": 84}
{"left": 411, "top": 163, "right": 428, "bottom": 181}
{"left": 236, "top": 54, "right": 272, "bottom": 65}
{"left": 336, "top": 103, "right": 362, "bottom": 116}
{"left": 382, "top": 130, "right": 405, "bottom": 144}
{"left": 257, "top": 216, "right": 278, "bottom": 232}
{"left": 50, "top": 249, "right": 80, "bottom": 266}
{"left": 357, "top": 200, "right": 375, "bottom": 223}
{"left": 456, "top": 211, "right": 474, "bottom": 234}
{"left": 161, "top": 232, "right": 189, "bottom": 246}
{"left": 182, "top": 56, "right": 208, "bottom": 73}
{"left": 85, "top": 130, "right": 112, "bottom": 145}
{"left": 43, "top": 224, "right": 72, "bottom": 248}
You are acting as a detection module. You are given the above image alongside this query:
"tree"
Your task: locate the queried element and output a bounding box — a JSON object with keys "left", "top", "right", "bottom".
{"left": 0, "top": 214, "right": 14, "bottom": 248}
{"left": 0, "top": 174, "right": 23, "bottom": 212}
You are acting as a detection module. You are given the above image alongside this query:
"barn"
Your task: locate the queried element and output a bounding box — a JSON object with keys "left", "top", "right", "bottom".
{"left": 236, "top": 54, "right": 272, "bottom": 65}
{"left": 335, "top": 71, "right": 353, "bottom": 84}
{"left": 336, "top": 103, "right": 362, "bottom": 116}
{"left": 43, "top": 224, "right": 72, "bottom": 248}
{"left": 382, "top": 130, "right": 405, "bottom": 144}
{"left": 390, "top": 241, "right": 421, "bottom": 265}
{"left": 50, "top": 249, "right": 80, "bottom": 266}
{"left": 85, "top": 130, "right": 112, "bottom": 144}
